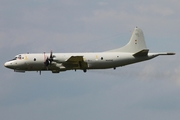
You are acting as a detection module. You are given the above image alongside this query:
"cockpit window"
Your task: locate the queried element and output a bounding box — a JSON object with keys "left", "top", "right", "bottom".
{"left": 9, "top": 57, "right": 17, "bottom": 61}
{"left": 18, "top": 56, "right": 21, "bottom": 59}
{"left": 17, "top": 55, "right": 21, "bottom": 59}
{"left": 9, "top": 55, "right": 24, "bottom": 61}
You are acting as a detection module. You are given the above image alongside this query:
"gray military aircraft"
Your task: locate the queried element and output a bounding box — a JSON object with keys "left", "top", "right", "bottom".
{"left": 4, "top": 27, "right": 175, "bottom": 74}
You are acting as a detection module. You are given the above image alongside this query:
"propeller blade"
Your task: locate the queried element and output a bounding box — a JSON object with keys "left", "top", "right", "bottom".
{"left": 49, "top": 50, "right": 54, "bottom": 64}
{"left": 44, "top": 52, "right": 48, "bottom": 66}
{"left": 43, "top": 51, "right": 54, "bottom": 69}
{"left": 44, "top": 57, "right": 49, "bottom": 66}
{"left": 50, "top": 50, "right": 53, "bottom": 59}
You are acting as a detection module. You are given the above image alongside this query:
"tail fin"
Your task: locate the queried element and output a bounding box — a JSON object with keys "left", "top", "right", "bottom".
{"left": 108, "top": 27, "right": 147, "bottom": 53}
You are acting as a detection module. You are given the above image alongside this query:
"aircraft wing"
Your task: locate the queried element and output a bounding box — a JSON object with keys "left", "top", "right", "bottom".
{"left": 64, "top": 56, "right": 88, "bottom": 69}
{"left": 66, "top": 56, "right": 84, "bottom": 62}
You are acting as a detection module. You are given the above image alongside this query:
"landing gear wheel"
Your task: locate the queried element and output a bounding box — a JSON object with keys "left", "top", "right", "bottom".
{"left": 83, "top": 69, "right": 87, "bottom": 73}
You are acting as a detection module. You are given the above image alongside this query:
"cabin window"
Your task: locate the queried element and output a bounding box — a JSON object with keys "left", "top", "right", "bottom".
{"left": 101, "top": 57, "right": 103, "bottom": 60}
{"left": 34, "top": 58, "right": 36, "bottom": 61}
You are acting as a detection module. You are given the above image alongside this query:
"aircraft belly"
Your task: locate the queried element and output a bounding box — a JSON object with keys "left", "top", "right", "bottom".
{"left": 88, "top": 61, "right": 117, "bottom": 69}
{"left": 87, "top": 56, "right": 151, "bottom": 69}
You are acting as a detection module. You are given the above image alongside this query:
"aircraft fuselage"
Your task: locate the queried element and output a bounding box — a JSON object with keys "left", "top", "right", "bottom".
{"left": 4, "top": 52, "right": 155, "bottom": 73}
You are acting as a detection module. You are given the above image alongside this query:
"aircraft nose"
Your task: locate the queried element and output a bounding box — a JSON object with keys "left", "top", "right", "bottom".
{"left": 4, "top": 62, "right": 12, "bottom": 68}
{"left": 4, "top": 62, "right": 9, "bottom": 68}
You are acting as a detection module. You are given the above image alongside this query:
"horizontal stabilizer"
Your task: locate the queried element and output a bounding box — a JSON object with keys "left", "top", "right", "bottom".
{"left": 133, "top": 49, "right": 149, "bottom": 57}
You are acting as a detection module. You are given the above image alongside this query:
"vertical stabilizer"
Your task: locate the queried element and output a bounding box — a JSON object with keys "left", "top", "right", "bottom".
{"left": 108, "top": 27, "right": 147, "bottom": 53}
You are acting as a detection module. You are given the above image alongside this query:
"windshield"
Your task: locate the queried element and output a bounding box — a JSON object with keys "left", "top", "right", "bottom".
{"left": 9, "top": 54, "right": 23, "bottom": 61}
{"left": 9, "top": 57, "right": 17, "bottom": 61}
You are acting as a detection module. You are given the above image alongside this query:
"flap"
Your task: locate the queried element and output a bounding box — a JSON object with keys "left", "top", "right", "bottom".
{"left": 133, "top": 49, "right": 149, "bottom": 57}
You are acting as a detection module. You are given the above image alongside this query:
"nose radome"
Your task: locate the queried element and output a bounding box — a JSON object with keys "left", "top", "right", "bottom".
{"left": 4, "top": 62, "right": 12, "bottom": 68}
{"left": 4, "top": 62, "right": 9, "bottom": 68}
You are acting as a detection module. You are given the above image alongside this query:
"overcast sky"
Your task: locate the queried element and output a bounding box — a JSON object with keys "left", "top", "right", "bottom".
{"left": 1, "top": 0, "right": 180, "bottom": 120}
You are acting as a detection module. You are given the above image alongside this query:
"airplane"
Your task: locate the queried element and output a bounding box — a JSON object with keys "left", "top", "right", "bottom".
{"left": 4, "top": 27, "right": 175, "bottom": 74}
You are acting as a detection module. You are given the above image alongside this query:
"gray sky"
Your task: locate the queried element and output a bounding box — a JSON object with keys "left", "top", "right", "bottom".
{"left": 1, "top": 0, "right": 180, "bottom": 120}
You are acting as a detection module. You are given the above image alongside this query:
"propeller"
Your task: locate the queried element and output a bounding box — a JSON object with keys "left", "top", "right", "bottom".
{"left": 44, "top": 51, "right": 55, "bottom": 69}
{"left": 49, "top": 50, "right": 54, "bottom": 64}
